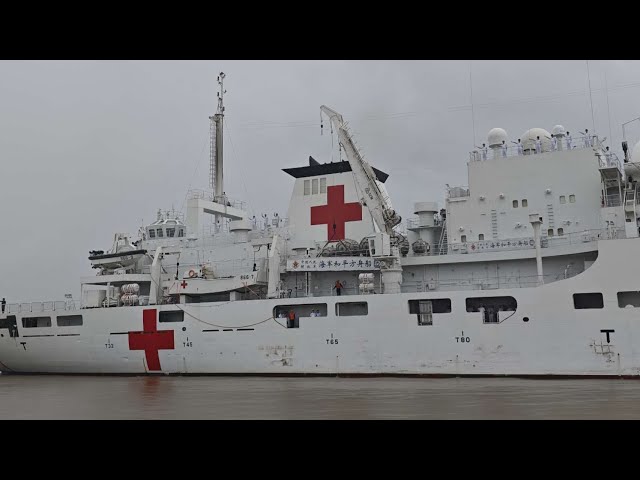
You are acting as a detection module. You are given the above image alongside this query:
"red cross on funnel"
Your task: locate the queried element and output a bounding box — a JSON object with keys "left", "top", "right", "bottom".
{"left": 311, "top": 185, "right": 362, "bottom": 241}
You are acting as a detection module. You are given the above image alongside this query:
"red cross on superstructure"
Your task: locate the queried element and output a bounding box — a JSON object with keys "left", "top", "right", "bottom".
{"left": 310, "top": 185, "right": 362, "bottom": 241}
{"left": 180, "top": 280, "right": 188, "bottom": 288}
{"left": 128, "top": 309, "right": 175, "bottom": 371}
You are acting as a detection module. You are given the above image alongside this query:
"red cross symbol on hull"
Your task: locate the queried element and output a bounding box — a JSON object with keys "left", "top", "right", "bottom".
{"left": 128, "top": 309, "right": 175, "bottom": 371}
{"left": 311, "top": 185, "right": 362, "bottom": 241}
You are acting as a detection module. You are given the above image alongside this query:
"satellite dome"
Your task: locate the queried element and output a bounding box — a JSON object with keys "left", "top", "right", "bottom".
{"left": 551, "top": 125, "right": 566, "bottom": 137}
{"left": 521, "top": 128, "right": 552, "bottom": 153}
{"left": 631, "top": 140, "right": 640, "bottom": 163}
{"left": 487, "top": 128, "right": 508, "bottom": 148}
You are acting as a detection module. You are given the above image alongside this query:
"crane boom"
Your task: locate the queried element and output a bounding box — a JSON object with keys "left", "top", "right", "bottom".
{"left": 320, "top": 105, "right": 401, "bottom": 236}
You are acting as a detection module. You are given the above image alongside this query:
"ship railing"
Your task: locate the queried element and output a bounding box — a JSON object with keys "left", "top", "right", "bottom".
{"left": 406, "top": 217, "right": 444, "bottom": 229}
{"left": 444, "top": 227, "right": 626, "bottom": 255}
{"left": 187, "top": 189, "right": 247, "bottom": 211}
{"left": 469, "top": 134, "right": 601, "bottom": 162}
{"left": 603, "top": 193, "right": 622, "bottom": 207}
{"left": 401, "top": 270, "right": 581, "bottom": 292}
{"left": 447, "top": 185, "right": 470, "bottom": 199}
{"left": 279, "top": 284, "right": 381, "bottom": 298}
{"left": 5, "top": 300, "right": 79, "bottom": 314}
{"left": 142, "top": 258, "right": 260, "bottom": 278}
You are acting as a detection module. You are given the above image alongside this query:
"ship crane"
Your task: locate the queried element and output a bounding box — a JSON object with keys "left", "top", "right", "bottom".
{"left": 320, "top": 105, "right": 404, "bottom": 293}
{"left": 320, "top": 106, "right": 402, "bottom": 236}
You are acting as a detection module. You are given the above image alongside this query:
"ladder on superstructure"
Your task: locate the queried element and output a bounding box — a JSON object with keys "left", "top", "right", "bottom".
{"left": 437, "top": 219, "right": 448, "bottom": 255}
{"left": 623, "top": 183, "right": 638, "bottom": 223}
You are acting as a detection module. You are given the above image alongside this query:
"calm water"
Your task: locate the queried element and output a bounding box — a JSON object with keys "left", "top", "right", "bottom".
{"left": 1, "top": 375, "right": 640, "bottom": 419}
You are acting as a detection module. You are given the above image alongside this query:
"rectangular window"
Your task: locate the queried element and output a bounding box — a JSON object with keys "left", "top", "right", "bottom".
{"left": 159, "top": 310, "right": 184, "bottom": 322}
{"left": 513, "top": 200, "right": 518, "bottom": 208}
{"left": 478, "top": 234, "right": 484, "bottom": 240}
{"left": 273, "top": 303, "right": 328, "bottom": 319}
{"left": 557, "top": 227, "right": 564, "bottom": 235}
{"left": 522, "top": 199, "right": 528, "bottom": 207}
{"left": 166, "top": 228, "right": 175, "bottom": 238}
{"left": 409, "top": 299, "right": 451, "bottom": 326}
{"left": 548, "top": 229, "right": 554, "bottom": 237}
{"left": 560, "top": 195, "right": 566, "bottom": 204}
{"left": 0, "top": 315, "right": 19, "bottom": 337}
{"left": 57, "top": 315, "right": 83, "bottom": 327}
{"left": 336, "top": 302, "right": 368, "bottom": 316}
{"left": 569, "top": 194, "right": 576, "bottom": 203}
{"left": 320, "top": 178, "right": 327, "bottom": 193}
{"left": 157, "top": 229, "right": 164, "bottom": 238}
{"left": 178, "top": 229, "right": 184, "bottom": 237}
{"left": 304, "top": 180, "right": 310, "bottom": 195}
{"left": 312, "top": 178, "right": 319, "bottom": 194}
{"left": 22, "top": 316, "right": 52, "bottom": 328}
{"left": 148, "top": 229, "right": 156, "bottom": 238}
{"left": 618, "top": 291, "right": 640, "bottom": 308}
{"left": 466, "top": 296, "right": 517, "bottom": 324}
{"left": 573, "top": 293, "right": 604, "bottom": 309}
{"left": 461, "top": 235, "right": 467, "bottom": 242}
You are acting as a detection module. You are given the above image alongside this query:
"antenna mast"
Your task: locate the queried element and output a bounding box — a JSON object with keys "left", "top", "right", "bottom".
{"left": 210, "top": 72, "right": 226, "bottom": 203}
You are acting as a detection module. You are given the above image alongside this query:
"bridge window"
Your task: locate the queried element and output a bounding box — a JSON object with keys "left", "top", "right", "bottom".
{"left": 569, "top": 194, "right": 576, "bottom": 203}
{"left": 156, "top": 229, "right": 164, "bottom": 238}
{"left": 166, "top": 228, "right": 175, "bottom": 238}
{"left": 522, "top": 199, "right": 528, "bottom": 207}
{"left": 573, "top": 293, "right": 603, "bottom": 309}
{"left": 466, "top": 296, "right": 517, "bottom": 324}
{"left": 557, "top": 227, "right": 564, "bottom": 235}
{"left": 478, "top": 234, "right": 484, "bottom": 240}
{"left": 149, "top": 229, "right": 156, "bottom": 238}
{"left": 548, "top": 229, "right": 554, "bottom": 237}
{"left": 178, "top": 229, "right": 184, "bottom": 237}
{"left": 312, "top": 178, "right": 319, "bottom": 194}
{"left": 618, "top": 291, "right": 640, "bottom": 308}
{"left": 409, "top": 299, "right": 451, "bottom": 326}
{"left": 159, "top": 311, "right": 184, "bottom": 322}
{"left": 513, "top": 200, "right": 518, "bottom": 208}
{"left": 320, "top": 178, "right": 327, "bottom": 193}
{"left": 57, "top": 315, "right": 83, "bottom": 327}
{"left": 304, "top": 180, "right": 310, "bottom": 196}
{"left": 560, "top": 195, "right": 566, "bottom": 204}
{"left": 461, "top": 235, "right": 467, "bottom": 243}
{"left": 336, "top": 302, "right": 368, "bottom": 317}
{"left": 22, "top": 316, "right": 52, "bottom": 328}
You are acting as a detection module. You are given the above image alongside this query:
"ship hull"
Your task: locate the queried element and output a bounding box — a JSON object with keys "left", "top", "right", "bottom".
{"left": 1, "top": 239, "right": 639, "bottom": 377}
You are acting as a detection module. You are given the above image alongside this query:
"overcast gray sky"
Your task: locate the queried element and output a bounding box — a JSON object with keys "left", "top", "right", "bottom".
{"left": 2, "top": 60, "right": 640, "bottom": 302}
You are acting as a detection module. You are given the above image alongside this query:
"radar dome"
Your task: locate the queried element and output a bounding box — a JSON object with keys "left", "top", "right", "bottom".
{"left": 551, "top": 125, "right": 566, "bottom": 137}
{"left": 487, "top": 128, "right": 508, "bottom": 148}
{"left": 521, "top": 128, "right": 552, "bottom": 153}
{"left": 632, "top": 140, "right": 640, "bottom": 163}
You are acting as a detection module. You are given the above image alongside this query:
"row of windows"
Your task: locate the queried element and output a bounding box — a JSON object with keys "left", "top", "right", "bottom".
{"left": 303, "top": 178, "right": 327, "bottom": 196}
{"left": 22, "top": 315, "right": 83, "bottom": 328}
{"left": 511, "top": 196, "right": 576, "bottom": 209}
{"left": 148, "top": 228, "right": 185, "bottom": 239}
{"left": 574, "top": 291, "right": 640, "bottom": 309}
{"left": 275, "top": 302, "right": 367, "bottom": 319}
{"left": 19, "top": 310, "right": 186, "bottom": 329}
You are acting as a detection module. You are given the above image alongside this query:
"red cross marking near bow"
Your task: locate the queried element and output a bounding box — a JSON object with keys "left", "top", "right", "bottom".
{"left": 128, "top": 309, "right": 175, "bottom": 371}
{"left": 310, "top": 185, "right": 362, "bottom": 241}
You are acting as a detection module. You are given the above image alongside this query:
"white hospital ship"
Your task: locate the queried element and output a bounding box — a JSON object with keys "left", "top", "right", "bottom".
{"left": 2, "top": 73, "right": 640, "bottom": 377}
